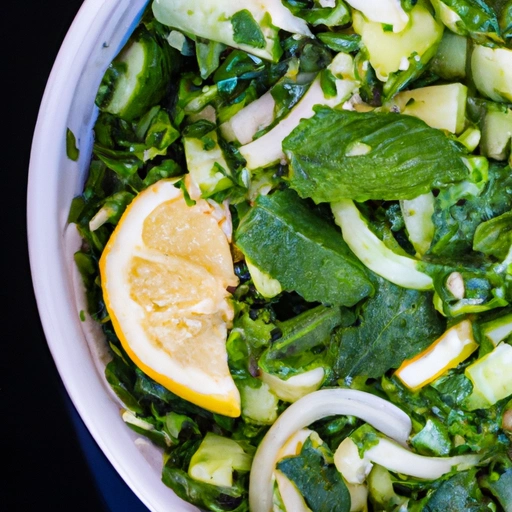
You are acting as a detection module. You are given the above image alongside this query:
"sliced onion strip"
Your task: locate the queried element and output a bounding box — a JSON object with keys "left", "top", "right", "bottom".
{"left": 248, "top": 388, "right": 412, "bottom": 512}
{"left": 365, "top": 437, "right": 481, "bottom": 480}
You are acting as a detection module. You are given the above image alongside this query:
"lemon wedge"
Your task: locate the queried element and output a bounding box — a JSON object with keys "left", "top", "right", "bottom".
{"left": 394, "top": 319, "right": 478, "bottom": 391}
{"left": 99, "top": 179, "right": 241, "bottom": 417}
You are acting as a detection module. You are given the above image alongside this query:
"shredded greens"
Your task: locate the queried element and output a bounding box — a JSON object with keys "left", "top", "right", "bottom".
{"left": 69, "top": 1, "right": 512, "bottom": 511}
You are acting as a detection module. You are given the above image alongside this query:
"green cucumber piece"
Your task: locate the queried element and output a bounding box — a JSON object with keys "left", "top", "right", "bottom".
{"left": 188, "top": 432, "right": 253, "bottom": 487}
{"left": 234, "top": 189, "right": 374, "bottom": 306}
{"left": 386, "top": 82, "right": 468, "bottom": 134}
{"left": 471, "top": 44, "right": 512, "bottom": 103}
{"left": 184, "top": 130, "right": 233, "bottom": 198}
{"left": 239, "top": 382, "right": 279, "bottom": 424}
{"left": 352, "top": 2, "right": 443, "bottom": 83}
{"left": 400, "top": 192, "right": 435, "bottom": 257}
{"left": 95, "top": 28, "right": 175, "bottom": 121}
{"left": 410, "top": 418, "right": 451, "bottom": 456}
{"left": 345, "top": 0, "right": 410, "bottom": 32}
{"left": 368, "top": 465, "right": 405, "bottom": 510}
{"left": 246, "top": 258, "right": 282, "bottom": 298}
{"left": 464, "top": 343, "right": 512, "bottom": 410}
{"left": 480, "top": 312, "right": 512, "bottom": 346}
{"left": 473, "top": 211, "right": 512, "bottom": 261}
{"left": 481, "top": 106, "right": 512, "bottom": 161}
{"left": 429, "top": 31, "right": 468, "bottom": 80}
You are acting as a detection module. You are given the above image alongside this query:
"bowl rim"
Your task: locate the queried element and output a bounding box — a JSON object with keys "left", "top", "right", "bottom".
{"left": 27, "top": 1, "right": 197, "bottom": 510}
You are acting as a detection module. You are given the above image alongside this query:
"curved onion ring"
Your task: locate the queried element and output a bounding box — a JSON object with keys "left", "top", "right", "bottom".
{"left": 248, "top": 388, "right": 412, "bottom": 512}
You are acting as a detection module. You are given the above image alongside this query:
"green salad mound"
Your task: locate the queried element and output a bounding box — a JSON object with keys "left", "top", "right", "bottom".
{"left": 69, "top": 0, "right": 512, "bottom": 510}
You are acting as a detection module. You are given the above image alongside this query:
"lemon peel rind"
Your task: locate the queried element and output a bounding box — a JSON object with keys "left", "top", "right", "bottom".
{"left": 110, "top": 310, "right": 241, "bottom": 417}
{"left": 99, "top": 179, "right": 241, "bottom": 417}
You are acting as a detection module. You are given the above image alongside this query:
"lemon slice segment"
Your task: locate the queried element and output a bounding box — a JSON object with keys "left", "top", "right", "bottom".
{"left": 100, "top": 179, "right": 241, "bottom": 417}
{"left": 394, "top": 320, "right": 478, "bottom": 391}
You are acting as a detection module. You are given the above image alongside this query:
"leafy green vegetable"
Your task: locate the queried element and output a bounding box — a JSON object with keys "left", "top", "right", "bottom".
{"left": 95, "top": 27, "right": 178, "bottom": 121}
{"left": 162, "top": 464, "right": 248, "bottom": 512}
{"left": 231, "top": 10, "right": 266, "bottom": 49}
{"left": 418, "top": 470, "right": 488, "bottom": 511}
{"left": 333, "top": 276, "right": 445, "bottom": 380}
{"left": 70, "top": 3, "right": 512, "bottom": 511}
{"left": 283, "top": 0, "right": 351, "bottom": 27}
{"left": 317, "top": 32, "right": 361, "bottom": 53}
{"left": 430, "top": 0, "right": 502, "bottom": 44}
{"left": 429, "top": 163, "right": 512, "bottom": 260}
{"left": 284, "top": 107, "right": 469, "bottom": 203}
{"left": 258, "top": 305, "right": 355, "bottom": 379}
{"left": 480, "top": 466, "right": 512, "bottom": 511}
{"left": 234, "top": 188, "right": 374, "bottom": 306}
{"left": 227, "top": 303, "right": 276, "bottom": 383}
{"left": 498, "top": 0, "right": 512, "bottom": 42}
{"left": 381, "top": 375, "right": 510, "bottom": 457}
{"left": 349, "top": 423, "right": 381, "bottom": 456}
{"left": 410, "top": 418, "right": 452, "bottom": 456}
{"left": 277, "top": 437, "right": 351, "bottom": 512}
{"left": 382, "top": 44, "right": 441, "bottom": 101}
{"left": 354, "top": 48, "right": 382, "bottom": 106}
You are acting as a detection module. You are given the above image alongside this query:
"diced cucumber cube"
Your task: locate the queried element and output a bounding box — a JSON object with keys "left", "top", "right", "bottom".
{"left": 471, "top": 45, "right": 512, "bottom": 103}
{"left": 386, "top": 83, "right": 468, "bottom": 134}
{"left": 480, "top": 106, "right": 512, "bottom": 161}
{"left": 429, "top": 31, "right": 468, "bottom": 80}
{"left": 464, "top": 343, "right": 512, "bottom": 410}
{"left": 352, "top": 2, "right": 443, "bottom": 82}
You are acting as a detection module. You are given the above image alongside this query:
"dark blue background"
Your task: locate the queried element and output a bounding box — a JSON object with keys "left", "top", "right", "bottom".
{"left": 6, "top": 1, "right": 149, "bottom": 510}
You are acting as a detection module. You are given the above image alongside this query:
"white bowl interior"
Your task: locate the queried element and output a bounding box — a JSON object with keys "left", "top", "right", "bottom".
{"left": 27, "top": 1, "right": 198, "bottom": 510}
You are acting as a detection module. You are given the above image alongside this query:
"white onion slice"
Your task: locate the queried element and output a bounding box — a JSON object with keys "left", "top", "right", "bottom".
{"left": 248, "top": 388, "right": 412, "bottom": 512}
{"left": 365, "top": 437, "right": 482, "bottom": 480}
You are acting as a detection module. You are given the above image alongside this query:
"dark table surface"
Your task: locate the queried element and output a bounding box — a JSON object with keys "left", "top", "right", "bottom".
{"left": 6, "top": 1, "right": 149, "bottom": 510}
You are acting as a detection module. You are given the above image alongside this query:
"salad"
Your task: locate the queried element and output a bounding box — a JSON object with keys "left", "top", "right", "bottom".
{"left": 68, "top": 0, "right": 512, "bottom": 511}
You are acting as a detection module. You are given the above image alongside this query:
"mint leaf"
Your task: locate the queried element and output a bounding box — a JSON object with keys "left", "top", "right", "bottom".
{"left": 333, "top": 276, "right": 445, "bottom": 379}
{"left": 277, "top": 438, "right": 351, "bottom": 512}
{"left": 284, "top": 107, "right": 468, "bottom": 202}
{"left": 231, "top": 10, "right": 266, "bottom": 49}
{"left": 234, "top": 189, "right": 374, "bottom": 306}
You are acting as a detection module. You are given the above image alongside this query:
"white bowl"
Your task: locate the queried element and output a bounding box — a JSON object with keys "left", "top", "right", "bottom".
{"left": 27, "top": 1, "right": 198, "bottom": 510}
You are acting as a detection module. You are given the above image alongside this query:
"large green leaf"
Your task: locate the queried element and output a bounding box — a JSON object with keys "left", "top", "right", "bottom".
{"left": 333, "top": 276, "right": 445, "bottom": 379}
{"left": 284, "top": 107, "right": 468, "bottom": 202}
{"left": 234, "top": 188, "right": 374, "bottom": 306}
